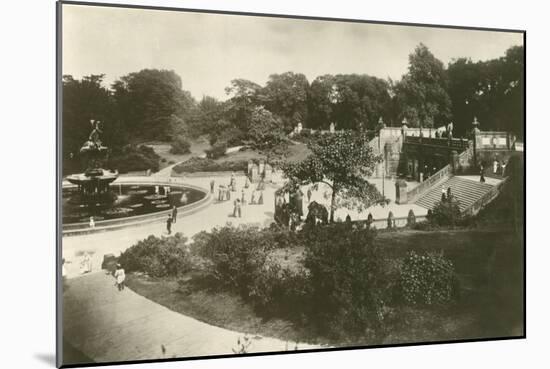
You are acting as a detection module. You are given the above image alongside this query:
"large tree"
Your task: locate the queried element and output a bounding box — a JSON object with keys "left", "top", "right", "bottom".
{"left": 392, "top": 44, "right": 452, "bottom": 128}
{"left": 447, "top": 45, "right": 524, "bottom": 137}
{"left": 259, "top": 72, "right": 310, "bottom": 133}
{"left": 224, "top": 78, "right": 263, "bottom": 133}
{"left": 111, "top": 69, "right": 195, "bottom": 141}
{"left": 308, "top": 74, "right": 391, "bottom": 131}
{"left": 62, "top": 74, "right": 121, "bottom": 173}
{"left": 282, "top": 131, "right": 383, "bottom": 222}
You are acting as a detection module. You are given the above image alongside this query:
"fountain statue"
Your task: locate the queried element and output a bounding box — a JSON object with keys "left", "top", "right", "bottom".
{"left": 66, "top": 120, "right": 118, "bottom": 204}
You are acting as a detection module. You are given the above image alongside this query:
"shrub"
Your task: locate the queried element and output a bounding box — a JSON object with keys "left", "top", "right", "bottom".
{"left": 172, "top": 157, "right": 247, "bottom": 174}
{"left": 205, "top": 141, "right": 227, "bottom": 159}
{"left": 398, "top": 251, "right": 456, "bottom": 305}
{"left": 170, "top": 136, "right": 191, "bottom": 155}
{"left": 192, "top": 225, "right": 273, "bottom": 297}
{"left": 301, "top": 224, "right": 390, "bottom": 339}
{"left": 118, "top": 233, "right": 192, "bottom": 278}
{"left": 108, "top": 144, "right": 160, "bottom": 173}
{"left": 428, "top": 196, "right": 461, "bottom": 227}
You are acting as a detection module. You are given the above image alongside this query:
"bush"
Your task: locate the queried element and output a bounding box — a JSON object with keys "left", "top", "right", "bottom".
{"left": 118, "top": 233, "right": 192, "bottom": 277}
{"left": 192, "top": 225, "right": 273, "bottom": 297}
{"left": 398, "top": 251, "right": 456, "bottom": 305}
{"left": 301, "top": 224, "right": 390, "bottom": 339}
{"left": 172, "top": 157, "right": 247, "bottom": 174}
{"left": 170, "top": 136, "right": 191, "bottom": 155}
{"left": 108, "top": 144, "right": 160, "bottom": 173}
{"left": 428, "top": 196, "right": 461, "bottom": 227}
{"left": 205, "top": 141, "right": 227, "bottom": 159}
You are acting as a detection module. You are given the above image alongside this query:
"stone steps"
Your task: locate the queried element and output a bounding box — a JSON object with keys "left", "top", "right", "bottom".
{"left": 415, "top": 176, "right": 494, "bottom": 212}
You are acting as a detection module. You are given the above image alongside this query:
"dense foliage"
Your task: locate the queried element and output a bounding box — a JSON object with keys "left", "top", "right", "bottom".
{"left": 398, "top": 251, "right": 457, "bottom": 305}
{"left": 172, "top": 157, "right": 247, "bottom": 174}
{"left": 107, "top": 144, "right": 160, "bottom": 173}
{"left": 427, "top": 196, "right": 462, "bottom": 227}
{"left": 192, "top": 223, "right": 393, "bottom": 340}
{"left": 119, "top": 233, "right": 192, "bottom": 278}
{"left": 169, "top": 136, "right": 191, "bottom": 155}
{"left": 204, "top": 141, "right": 227, "bottom": 159}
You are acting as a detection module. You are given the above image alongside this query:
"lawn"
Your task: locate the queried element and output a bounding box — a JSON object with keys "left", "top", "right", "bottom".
{"left": 126, "top": 227, "right": 524, "bottom": 347}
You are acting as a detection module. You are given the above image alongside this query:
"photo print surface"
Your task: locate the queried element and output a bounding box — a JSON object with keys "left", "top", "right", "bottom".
{"left": 57, "top": 1, "right": 525, "bottom": 367}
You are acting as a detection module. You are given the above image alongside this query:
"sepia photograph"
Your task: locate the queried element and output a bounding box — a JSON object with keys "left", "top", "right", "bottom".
{"left": 57, "top": 1, "right": 525, "bottom": 367}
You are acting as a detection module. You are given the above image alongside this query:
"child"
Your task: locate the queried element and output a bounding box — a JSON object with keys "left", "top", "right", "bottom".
{"left": 114, "top": 264, "right": 126, "bottom": 291}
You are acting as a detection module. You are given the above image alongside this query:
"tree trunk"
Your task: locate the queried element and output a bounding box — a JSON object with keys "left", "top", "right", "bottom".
{"left": 329, "top": 187, "right": 337, "bottom": 223}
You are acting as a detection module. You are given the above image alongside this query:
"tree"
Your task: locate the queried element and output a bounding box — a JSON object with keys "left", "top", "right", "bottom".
{"left": 62, "top": 74, "right": 120, "bottom": 173}
{"left": 247, "top": 106, "right": 289, "bottom": 153}
{"left": 393, "top": 44, "right": 452, "bottom": 128}
{"left": 281, "top": 131, "right": 383, "bottom": 222}
{"left": 259, "top": 72, "right": 310, "bottom": 133}
{"left": 224, "top": 78, "right": 263, "bottom": 134}
{"left": 308, "top": 74, "right": 392, "bottom": 131}
{"left": 112, "top": 69, "right": 195, "bottom": 141}
{"left": 307, "top": 74, "right": 336, "bottom": 129}
{"left": 447, "top": 45, "right": 524, "bottom": 137}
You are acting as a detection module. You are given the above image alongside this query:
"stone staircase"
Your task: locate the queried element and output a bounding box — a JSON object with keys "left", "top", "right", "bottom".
{"left": 415, "top": 176, "right": 495, "bottom": 212}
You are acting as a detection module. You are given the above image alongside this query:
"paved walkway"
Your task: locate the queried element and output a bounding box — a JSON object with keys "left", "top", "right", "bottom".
{"left": 63, "top": 272, "right": 318, "bottom": 364}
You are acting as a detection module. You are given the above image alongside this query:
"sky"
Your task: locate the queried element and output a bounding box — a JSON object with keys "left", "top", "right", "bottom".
{"left": 62, "top": 4, "right": 523, "bottom": 101}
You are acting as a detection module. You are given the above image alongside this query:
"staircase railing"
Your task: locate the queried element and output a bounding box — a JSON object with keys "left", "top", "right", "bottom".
{"left": 462, "top": 176, "right": 509, "bottom": 216}
{"left": 406, "top": 164, "right": 452, "bottom": 203}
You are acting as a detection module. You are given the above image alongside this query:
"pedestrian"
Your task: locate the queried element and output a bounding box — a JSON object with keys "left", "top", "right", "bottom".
{"left": 226, "top": 187, "right": 231, "bottom": 200}
{"left": 480, "top": 172, "right": 486, "bottom": 183}
{"left": 166, "top": 214, "right": 172, "bottom": 235}
{"left": 172, "top": 205, "right": 178, "bottom": 223}
{"left": 493, "top": 159, "right": 498, "bottom": 174}
{"left": 210, "top": 180, "right": 215, "bottom": 194}
{"left": 80, "top": 252, "right": 92, "bottom": 274}
{"left": 232, "top": 199, "right": 238, "bottom": 217}
{"left": 89, "top": 216, "right": 95, "bottom": 229}
{"left": 441, "top": 187, "right": 446, "bottom": 202}
{"left": 241, "top": 189, "right": 246, "bottom": 205}
{"left": 447, "top": 186, "right": 452, "bottom": 199}
{"left": 258, "top": 191, "right": 264, "bottom": 205}
{"left": 307, "top": 188, "right": 312, "bottom": 203}
{"left": 218, "top": 186, "right": 223, "bottom": 201}
{"left": 502, "top": 161, "right": 507, "bottom": 176}
{"left": 114, "top": 263, "right": 126, "bottom": 291}
{"left": 237, "top": 198, "right": 242, "bottom": 218}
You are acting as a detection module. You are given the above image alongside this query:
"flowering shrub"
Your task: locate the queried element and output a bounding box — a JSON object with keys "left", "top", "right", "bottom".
{"left": 399, "top": 251, "right": 456, "bottom": 305}
{"left": 118, "top": 233, "right": 192, "bottom": 277}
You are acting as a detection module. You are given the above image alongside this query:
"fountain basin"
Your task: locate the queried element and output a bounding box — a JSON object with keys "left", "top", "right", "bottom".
{"left": 61, "top": 177, "right": 211, "bottom": 236}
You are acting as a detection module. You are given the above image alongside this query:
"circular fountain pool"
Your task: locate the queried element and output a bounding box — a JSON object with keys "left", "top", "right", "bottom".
{"left": 62, "top": 183, "right": 207, "bottom": 225}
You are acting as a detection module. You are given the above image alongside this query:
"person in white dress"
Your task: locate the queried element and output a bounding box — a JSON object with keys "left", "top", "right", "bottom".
{"left": 114, "top": 264, "right": 126, "bottom": 291}
{"left": 80, "top": 252, "right": 92, "bottom": 274}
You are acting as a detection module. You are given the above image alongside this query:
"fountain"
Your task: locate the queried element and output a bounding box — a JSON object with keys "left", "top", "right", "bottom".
{"left": 62, "top": 120, "right": 209, "bottom": 232}
{"left": 66, "top": 120, "right": 119, "bottom": 204}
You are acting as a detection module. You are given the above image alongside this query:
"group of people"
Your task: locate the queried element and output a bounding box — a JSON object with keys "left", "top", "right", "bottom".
{"left": 441, "top": 186, "right": 453, "bottom": 202}
{"left": 492, "top": 159, "right": 507, "bottom": 176}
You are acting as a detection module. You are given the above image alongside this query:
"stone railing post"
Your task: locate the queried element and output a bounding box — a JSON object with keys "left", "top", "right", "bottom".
{"left": 395, "top": 179, "right": 408, "bottom": 204}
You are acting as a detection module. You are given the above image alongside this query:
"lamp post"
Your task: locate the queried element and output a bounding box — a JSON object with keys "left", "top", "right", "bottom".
{"left": 472, "top": 116, "right": 480, "bottom": 171}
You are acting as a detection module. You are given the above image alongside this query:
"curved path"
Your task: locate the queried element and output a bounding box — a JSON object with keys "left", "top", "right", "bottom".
{"left": 63, "top": 272, "right": 318, "bottom": 364}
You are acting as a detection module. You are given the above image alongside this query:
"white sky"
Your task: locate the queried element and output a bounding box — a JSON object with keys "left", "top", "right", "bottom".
{"left": 62, "top": 4, "right": 523, "bottom": 101}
